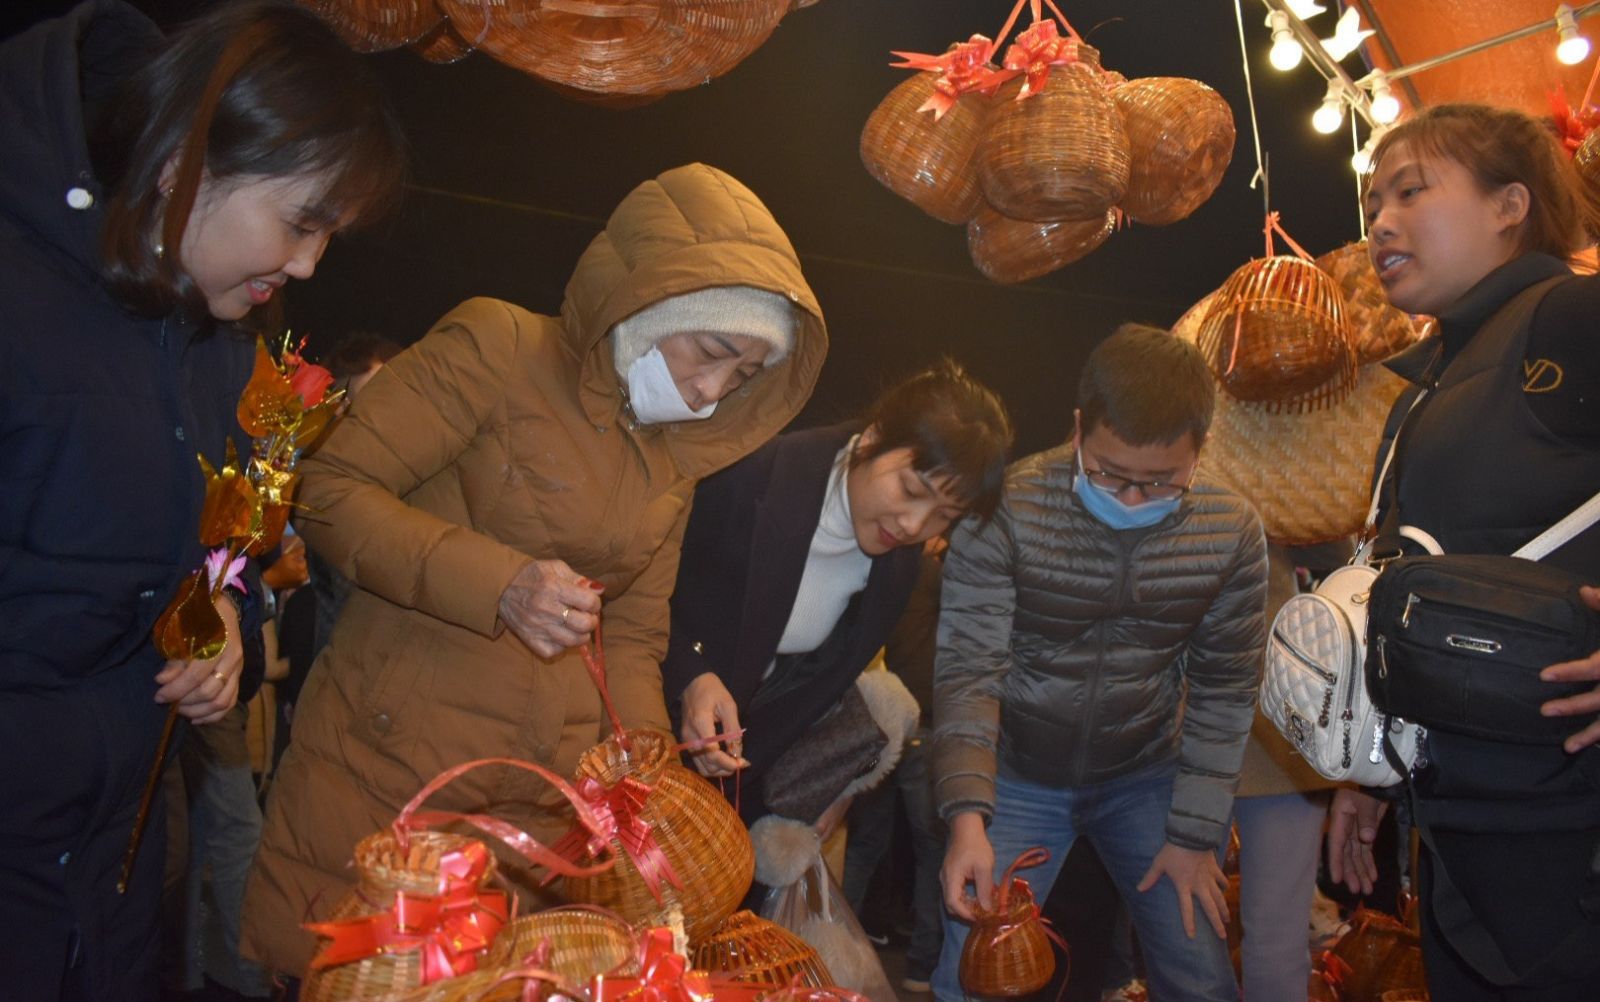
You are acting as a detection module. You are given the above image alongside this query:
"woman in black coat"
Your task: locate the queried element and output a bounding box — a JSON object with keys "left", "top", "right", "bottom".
{"left": 661, "top": 362, "right": 1012, "bottom": 823}
{"left": 0, "top": 4, "right": 404, "bottom": 997}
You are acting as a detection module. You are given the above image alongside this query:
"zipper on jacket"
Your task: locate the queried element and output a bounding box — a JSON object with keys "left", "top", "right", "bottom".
{"left": 1073, "top": 530, "right": 1133, "bottom": 784}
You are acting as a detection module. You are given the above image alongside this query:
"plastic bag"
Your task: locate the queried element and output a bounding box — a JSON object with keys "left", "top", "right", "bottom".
{"left": 759, "top": 853, "right": 896, "bottom": 1001}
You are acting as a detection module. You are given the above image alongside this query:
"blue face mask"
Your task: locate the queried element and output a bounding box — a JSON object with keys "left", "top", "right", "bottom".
{"left": 1073, "top": 457, "right": 1183, "bottom": 530}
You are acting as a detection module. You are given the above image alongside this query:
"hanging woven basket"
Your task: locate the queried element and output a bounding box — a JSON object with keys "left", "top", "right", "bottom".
{"left": 410, "top": 18, "right": 475, "bottom": 63}
{"left": 966, "top": 203, "right": 1114, "bottom": 283}
{"left": 1196, "top": 255, "right": 1356, "bottom": 411}
{"left": 1313, "top": 241, "right": 1433, "bottom": 365}
{"left": 860, "top": 72, "right": 990, "bottom": 224}
{"left": 690, "top": 910, "right": 834, "bottom": 987}
{"left": 559, "top": 729, "right": 754, "bottom": 942}
{"left": 1575, "top": 128, "right": 1600, "bottom": 238}
{"left": 958, "top": 878, "right": 1055, "bottom": 997}
{"left": 976, "top": 44, "right": 1130, "bottom": 222}
{"left": 438, "top": 0, "right": 789, "bottom": 98}
{"left": 1114, "top": 76, "right": 1235, "bottom": 226}
{"left": 301, "top": 0, "right": 445, "bottom": 52}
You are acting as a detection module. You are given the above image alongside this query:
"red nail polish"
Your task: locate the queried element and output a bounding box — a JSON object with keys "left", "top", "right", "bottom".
{"left": 588, "top": 581, "right": 605, "bottom": 592}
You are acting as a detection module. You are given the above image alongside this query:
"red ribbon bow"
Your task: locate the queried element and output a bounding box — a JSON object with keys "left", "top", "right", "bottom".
{"left": 594, "top": 929, "right": 714, "bottom": 1001}
{"left": 547, "top": 775, "right": 684, "bottom": 903}
{"left": 1548, "top": 87, "right": 1600, "bottom": 156}
{"left": 306, "top": 842, "right": 508, "bottom": 986}
{"left": 889, "top": 35, "right": 1005, "bottom": 120}
{"left": 1000, "top": 20, "right": 1080, "bottom": 99}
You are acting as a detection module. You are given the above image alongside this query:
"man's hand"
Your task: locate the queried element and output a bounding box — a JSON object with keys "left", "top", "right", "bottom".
{"left": 940, "top": 812, "right": 995, "bottom": 921}
{"left": 154, "top": 594, "right": 244, "bottom": 725}
{"left": 1541, "top": 585, "right": 1600, "bottom": 753}
{"left": 679, "top": 671, "right": 747, "bottom": 777}
{"left": 1136, "top": 842, "right": 1229, "bottom": 939}
{"left": 1327, "top": 787, "right": 1388, "bottom": 895}
{"left": 497, "top": 559, "right": 603, "bottom": 659}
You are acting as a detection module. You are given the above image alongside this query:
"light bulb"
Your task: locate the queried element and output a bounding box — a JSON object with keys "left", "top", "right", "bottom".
{"left": 1352, "top": 145, "right": 1374, "bottom": 174}
{"left": 1268, "top": 11, "right": 1304, "bottom": 71}
{"left": 1557, "top": 5, "right": 1591, "bottom": 65}
{"left": 1313, "top": 88, "right": 1345, "bottom": 134}
{"left": 1369, "top": 75, "right": 1400, "bottom": 124}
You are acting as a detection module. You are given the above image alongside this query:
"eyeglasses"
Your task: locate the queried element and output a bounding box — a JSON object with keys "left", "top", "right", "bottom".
{"left": 1080, "top": 464, "right": 1191, "bottom": 501}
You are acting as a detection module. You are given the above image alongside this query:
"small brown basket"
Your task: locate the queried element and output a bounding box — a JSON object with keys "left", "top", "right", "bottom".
{"left": 1314, "top": 241, "right": 1432, "bottom": 365}
{"left": 437, "top": 0, "right": 789, "bottom": 98}
{"left": 1114, "top": 76, "right": 1235, "bottom": 226}
{"left": 1196, "top": 255, "right": 1356, "bottom": 411}
{"left": 958, "top": 849, "right": 1062, "bottom": 998}
{"left": 300, "top": 0, "right": 444, "bottom": 52}
{"left": 302, "top": 831, "right": 501, "bottom": 1002}
{"left": 1322, "top": 908, "right": 1427, "bottom": 1002}
{"left": 691, "top": 910, "right": 833, "bottom": 987}
{"left": 977, "top": 44, "right": 1130, "bottom": 223}
{"left": 966, "top": 203, "right": 1114, "bottom": 283}
{"left": 559, "top": 729, "right": 755, "bottom": 942}
{"left": 860, "top": 72, "right": 990, "bottom": 225}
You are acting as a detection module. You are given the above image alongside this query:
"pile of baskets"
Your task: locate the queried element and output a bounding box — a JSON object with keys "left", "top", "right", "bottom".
{"left": 298, "top": 0, "right": 809, "bottom": 101}
{"left": 861, "top": 7, "right": 1235, "bottom": 283}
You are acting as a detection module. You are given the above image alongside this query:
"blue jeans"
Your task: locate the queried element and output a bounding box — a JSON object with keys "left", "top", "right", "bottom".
{"left": 933, "top": 765, "right": 1238, "bottom": 1002}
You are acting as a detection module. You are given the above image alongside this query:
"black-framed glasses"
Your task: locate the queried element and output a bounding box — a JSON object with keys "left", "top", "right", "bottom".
{"left": 1080, "top": 464, "right": 1191, "bottom": 501}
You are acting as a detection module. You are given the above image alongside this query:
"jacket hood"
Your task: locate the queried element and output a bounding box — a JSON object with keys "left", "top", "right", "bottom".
{"left": 560, "top": 163, "right": 827, "bottom": 479}
{"left": 0, "top": 1, "right": 161, "bottom": 281}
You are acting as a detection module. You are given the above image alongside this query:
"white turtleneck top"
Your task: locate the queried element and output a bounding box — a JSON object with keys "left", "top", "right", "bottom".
{"left": 773, "top": 440, "right": 872, "bottom": 657}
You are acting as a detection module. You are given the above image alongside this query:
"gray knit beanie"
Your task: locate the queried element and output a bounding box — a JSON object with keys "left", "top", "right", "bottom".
{"left": 610, "top": 285, "right": 797, "bottom": 379}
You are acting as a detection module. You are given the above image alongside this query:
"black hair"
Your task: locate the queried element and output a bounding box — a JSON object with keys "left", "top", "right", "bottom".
{"left": 1077, "top": 323, "right": 1214, "bottom": 447}
{"left": 92, "top": 1, "right": 408, "bottom": 322}
{"left": 849, "top": 359, "right": 1014, "bottom": 520}
{"left": 323, "top": 331, "right": 404, "bottom": 378}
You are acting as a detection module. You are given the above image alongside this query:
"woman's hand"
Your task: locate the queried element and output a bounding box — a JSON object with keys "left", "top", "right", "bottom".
{"left": 1136, "top": 843, "right": 1230, "bottom": 940}
{"left": 1327, "top": 787, "right": 1388, "bottom": 895}
{"left": 154, "top": 594, "right": 243, "bottom": 725}
{"left": 497, "top": 559, "right": 603, "bottom": 659}
{"left": 679, "top": 671, "right": 747, "bottom": 777}
{"left": 1541, "top": 585, "right": 1600, "bottom": 753}
{"left": 941, "top": 812, "right": 995, "bottom": 921}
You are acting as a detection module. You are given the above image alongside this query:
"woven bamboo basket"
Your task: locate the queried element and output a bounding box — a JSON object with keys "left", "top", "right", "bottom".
{"left": 860, "top": 72, "right": 989, "bottom": 224}
{"left": 560, "top": 729, "right": 754, "bottom": 942}
{"left": 1114, "top": 77, "right": 1234, "bottom": 226}
{"left": 1314, "top": 241, "right": 1432, "bottom": 365}
{"left": 690, "top": 910, "right": 833, "bottom": 987}
{"left": 437, "top": 0, "right": 789, "bottom": 98}
{"left": 1174, "top": 291, "right": 1411, "bottom": 546}
{"left": 966, "top": 203, "right": 1114, "bottom": 283}
{"left": 958, "top": 881, "right": 1055, "bottom": 997}
{"left": 411, "top": 19, "right": 475, "bottom": 64}
{"left": 300, "top": 0, "right": 444, "bottom": 52}
{"left": 976, "top": 44, "right": 1130, "bottom": 223}
{"left": 301, "top": 831, "right": 499, "bottom": 1002}
{"left": 1577, "top": 129, "right": 1600, "bottom": 238}
{"left": 1379, "top": 991, "right": 1430, "bottom": 1002}
{"left": 1195, "top": 255, "right": 1356, "bottom": 411}
{"left": 1324, "top": 909, "right": 1426, "bottom": 1002}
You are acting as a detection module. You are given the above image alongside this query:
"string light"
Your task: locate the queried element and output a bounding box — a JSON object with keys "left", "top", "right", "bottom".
{"left": 1368, "top": 72, "right": 1400, "bottom": 124}
{"left": 1313, "top": 81, "right": 1346, "bottom": 134}
{"left": 1557, "top": 5, "right": 1591, "bottom": 64}
{"left": 1268, "top": 10, "right": 1305, "bottom": 70}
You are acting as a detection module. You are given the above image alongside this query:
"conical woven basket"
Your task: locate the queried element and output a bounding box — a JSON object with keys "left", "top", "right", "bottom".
{"left": 691, "top": 910, "right": 833, "bottom": 987}
{"left": 1313, "top": 241, "right": 1432, "bottom": 365}
{"left": 300, "top": 0, "right": 444, "bottom": 52}
{"left": 977, "top": 45, "right": 1130, "bottom": 223}
{"left": 966, "top": 203, "right": 1114, "bottom": 283}
{"left": 560, "top": 729, "right": 754, "bottom": 942}
{"left": 860, "top": 72, "right": 989, "bottom": 224}
{"left": 1114, "top": 76, "right": 1234, "bottom": 226}
{"left": 301, "top": 831, "right": 499, "bottom": 1002}
{"left": 1196, "top": 255, "right": 1356, "bottom": 411}
{"left": 958, "top": 880, "right": 1055, "bottom": 997}
{"left": 437, "top": 0, "right": 788, "bottom": 97}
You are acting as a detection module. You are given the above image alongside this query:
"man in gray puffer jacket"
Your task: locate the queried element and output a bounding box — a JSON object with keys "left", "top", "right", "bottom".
{"left": 931, "top": 325, "right": 1268, "bottom": 1002}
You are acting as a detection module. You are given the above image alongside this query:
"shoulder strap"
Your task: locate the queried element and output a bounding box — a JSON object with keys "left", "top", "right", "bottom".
{"left": 1362, "top": 388, "right": 1429, "bottom": 538}
{"left": 1513, "top": 489, "right": 1600, "bottom": 561}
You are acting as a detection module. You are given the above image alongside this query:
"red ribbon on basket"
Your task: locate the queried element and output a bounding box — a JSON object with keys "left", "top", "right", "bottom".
{"left": 1549, "top": 87, "right": 1600, "bottom": 155}
{"left": 889, "top": 35, "right": 1005, "bottom": 120}
{"left": 1263, "top": 211, "right": 1315, "bottom": 263}
{"left": 305, "top": 841, "right": 509, "bottom": 984}
{"left": 545, "top": 772, "right": 685, "bottom": 903}
{"left": 977, "top": 847, "right": 1072, "bottom": 998}
{"left": 592, "top": 928, "right": 715, "bottom": 1001}
{"left": 998, "top": 19, "right": 1080, "bottom": 99}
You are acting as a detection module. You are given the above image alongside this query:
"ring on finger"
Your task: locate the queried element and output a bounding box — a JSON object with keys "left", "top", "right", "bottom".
{"left": 561, "top": 606, "right": 572, "bottom": 625}
{"left": 211, "top": 669, "right": 227, "bottom": 684}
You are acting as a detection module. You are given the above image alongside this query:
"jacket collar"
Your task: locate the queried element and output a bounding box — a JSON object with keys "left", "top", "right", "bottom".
{"left": 1385, "top": 253, "right": 1571, "bottom": 386}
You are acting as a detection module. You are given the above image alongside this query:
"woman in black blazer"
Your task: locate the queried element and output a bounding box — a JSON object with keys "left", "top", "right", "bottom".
{"left": 661, "top": 362, "right": 1012, "bottom": 822}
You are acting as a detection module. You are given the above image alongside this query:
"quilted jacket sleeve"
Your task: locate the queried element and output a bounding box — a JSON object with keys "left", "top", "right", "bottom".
{"left": 931, "top": 498, "right": 1018, "bottom": 823}
{"left": 1167, "top": 505, "right": 1270, "bottom": 849}
{"left": 294, "top": 299, "right": 532, "bottom": 638}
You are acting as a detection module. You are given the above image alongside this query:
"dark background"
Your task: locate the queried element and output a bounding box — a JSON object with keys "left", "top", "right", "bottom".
{"left": 12, "top": 0, "right": 1365, "bottom": 457}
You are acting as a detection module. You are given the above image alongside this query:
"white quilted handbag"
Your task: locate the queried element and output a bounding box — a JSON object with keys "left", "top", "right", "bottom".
{"left": 1262, "top": 392, "right": 1427, "bottom": 786}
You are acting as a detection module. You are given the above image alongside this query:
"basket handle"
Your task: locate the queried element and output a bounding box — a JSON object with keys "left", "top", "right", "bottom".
{"left": 994, "top": 846, "right": 1050, "bottom": 912}
{"left": 394, "top": 757, "right": 619, "bottom": 879}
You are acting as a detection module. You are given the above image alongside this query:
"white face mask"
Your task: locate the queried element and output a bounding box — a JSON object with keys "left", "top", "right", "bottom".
{"left": 625, "top": 345, "right": 717, "bottom": 425}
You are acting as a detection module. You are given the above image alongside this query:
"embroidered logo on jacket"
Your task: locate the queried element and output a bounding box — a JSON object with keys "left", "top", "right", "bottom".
{"left": 1523, "top": 358, "right": 1564, "bottom": 394}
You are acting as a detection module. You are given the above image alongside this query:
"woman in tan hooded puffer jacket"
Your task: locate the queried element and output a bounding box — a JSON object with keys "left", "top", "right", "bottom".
{"left": 241, "top": 163, "right": 827, "bottom": 975}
